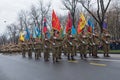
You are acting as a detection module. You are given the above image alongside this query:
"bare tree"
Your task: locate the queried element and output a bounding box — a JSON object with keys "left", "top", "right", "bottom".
{"left": 0, "top": 34, "right": 7, "bottom": 45}
{"left": 6, "top": 24, "right": 19, "bottom": 44}
{"left": 107, "top": 0, "right": 120, "bottom": 40}
{"left": 78, "top": 0, "right": 112, "bottom": 33}
{"left": 38, "top": 0, "right": 51, "bottom": 38}
{"left": 18, "top": 10, "right": 30, "bottom": 31}
{"left": 62, "top": 0, "right": 79, "bottom": 28}
{"left": 30, "top": 5, "right": 40, "bottom": 28}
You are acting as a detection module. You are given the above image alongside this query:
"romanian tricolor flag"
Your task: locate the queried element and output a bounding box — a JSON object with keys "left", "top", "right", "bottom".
{"left": 52, "top": 10, "right": 61, "bottom": 32}
{"left": 77, "top": 13, "right": 86, "bottom": 34}
{"left": 87, "top": 17, "right": 94, "bottom": 33}
{"left": 66, "top": 12, "right": 72, "bottom": 33}
{"left": 43, "top": 17, "right": 48, "bottom": 34}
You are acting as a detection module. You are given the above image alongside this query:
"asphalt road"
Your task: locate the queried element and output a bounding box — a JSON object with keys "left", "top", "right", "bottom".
{"left": 0, "top": 54, "right": 120, "bottom": 80}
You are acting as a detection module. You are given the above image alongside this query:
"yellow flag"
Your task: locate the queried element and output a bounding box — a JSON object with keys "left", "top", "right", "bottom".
{"left": 19, "top": 32, "right": 24, "bottom": 42}
{"left": 77, "top": 13, "right": 86, "bottom": 34}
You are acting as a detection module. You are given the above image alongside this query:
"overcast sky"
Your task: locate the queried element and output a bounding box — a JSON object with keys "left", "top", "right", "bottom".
{"left": 0, "top": 0, "right": 63, "bottom": 34}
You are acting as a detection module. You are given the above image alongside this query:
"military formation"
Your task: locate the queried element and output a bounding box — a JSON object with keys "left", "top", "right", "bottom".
{"left": 0, "top": 28, "right": 111, "bottom": 63}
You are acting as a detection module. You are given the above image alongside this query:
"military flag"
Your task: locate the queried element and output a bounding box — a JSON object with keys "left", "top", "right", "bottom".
{"left": 19, "top": 32, "right": 25, "bottom": 42}
{"left": 52, "top": 10, "right": 61, "bottom": 32}
{"left": 43, "top": 17, "right": 48, "bottom": 34}
{"left": 103, "top": 21, "right": 107, "bottom": 29}
{"left": 102, "top": 16, "right": 108, "bottom": 29}
{"left": 87, "top": 17, "right": 94, "bottom": 33}
{"left": 77, "top": 13, "right": 86, "bottom": 34}
{"left": 71, "top": 25, "right": 77, "bottom": 35}
{"left": 33, "top": 26, "right": 41, "bottom": 38}
{"left": 66, "top": 12, "right": 72, "bottom": 33}
{"left": 25, "top": 27, "right": 30, "bottom": 40}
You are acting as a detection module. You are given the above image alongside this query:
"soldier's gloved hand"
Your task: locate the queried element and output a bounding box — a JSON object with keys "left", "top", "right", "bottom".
{"left": 53, "top": 43, "right": 55, "bottom": 45}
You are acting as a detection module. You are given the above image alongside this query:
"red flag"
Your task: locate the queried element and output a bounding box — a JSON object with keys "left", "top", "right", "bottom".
{"left": 52, "top": 10, "right": 61, "bottom": 32}
{"left": 66, "top": 13, "right": 72, "bottom": 33}
{"left": 43, "top": 17, "right": 48, "bottom": 34}
{"left": 88, "top": 26, "right": 92, "bottom": 33}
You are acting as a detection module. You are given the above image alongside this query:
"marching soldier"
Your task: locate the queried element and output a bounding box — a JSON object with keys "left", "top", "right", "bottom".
{"left": 63, "top": 30, "right": 75, "bottom": 60}
{"left": 51, "top": 30, "right": 62, "bottom": 63}
{"left": 20, "top": 40, "right": 27, "bottom": 58}
{"left": 77, "top": 32, "right": 87, "bottom": 59}
{"left": 57, "top": 31, "right": 63, "bottom": 60}
{"left": 80, "top": 31, "right": 88, "bottom": 59}
{"left": 87, "top": 32, "right": 93, "bottom": 56}
{"left": 34, "top": 38, "right": 42, "bottom": 60}
{"left": 92, "top": 32, "right": 100, "bottom": 58}
{"left": 102, "top": 29, "right": 111, "bottom": 57}
{"left": 27, "top": 37, "right": 34, "bottom": 59}
{"left": 62, "top": 36, "right": 68, "bottom": 56}
{"left": 43, "top": 33, "right": 50, "bottom": 61}
{"left": 73, "top": 35, "right": 78, "bottom": 56}
{"left": 77, "top": 33, "right": 83, "bottom": 59}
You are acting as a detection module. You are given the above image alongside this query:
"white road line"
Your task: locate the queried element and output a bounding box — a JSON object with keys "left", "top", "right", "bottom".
{"left": 88, "top": 58, "right": 120, "bottom": 62}
{"left": 89, "top": 62, "right": 107, "bottom": 67}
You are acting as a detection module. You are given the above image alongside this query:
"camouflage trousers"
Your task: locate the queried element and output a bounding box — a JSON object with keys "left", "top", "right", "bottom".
{"left": 52, "top": 47, "right": 59, "bottom": 63}
{"left": 34, "top": 49, "right": 41, "bottom": 60}
{"left": 28, "top": 49, "right": 32, "bottom": 59}
{"left": 79, "top": 45, "right": 87, "bottom": 59}
{"left": 103, "top": 44, "right": 110, "bottom": 57}
{"left": 67, "top": 46, "right": 75, "bottom": 60}
{"left": 92, "top": 45, "right": 98, "bottom": 57}
{"left": 44, "top": 48, "right": 50, "bottom": 61}
{"left": 58, "top": 47, "right": 62, "bottom": 59}
{"left": 88, "top": 45, "right": 93, "bottom": 56}
{"left": 22, "top": 50, "right": 26, "bottom": 58}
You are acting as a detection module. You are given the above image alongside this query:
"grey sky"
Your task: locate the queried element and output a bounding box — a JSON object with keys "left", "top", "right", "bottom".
{"left": 0, "top": 0, "right": 63, "bottom": 34}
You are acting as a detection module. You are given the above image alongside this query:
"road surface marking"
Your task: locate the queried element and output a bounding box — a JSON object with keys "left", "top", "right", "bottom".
{"left": 68, "top": 60, "right": 78, "bottom": 63}
{"left": 90, "top": 62, "right": 107, "bottom": 67}
{"left": 88, "top": 58, "right": 120, "bottom": 62}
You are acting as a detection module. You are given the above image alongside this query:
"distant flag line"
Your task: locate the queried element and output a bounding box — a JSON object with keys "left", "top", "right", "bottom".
{"left": 19, "top": 10, "right": 107, "bottom": 41}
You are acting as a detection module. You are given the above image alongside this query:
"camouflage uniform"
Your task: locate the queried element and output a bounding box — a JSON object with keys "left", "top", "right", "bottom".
{"left": 62, "top": 36, "right": 68, "bottom": 56}
{"left": 43, "top": 37, "right": 50, "bottom": 62}
{"left": 34, "top": 39, "right": 42, "bottom": 60}
{"left": 66, "top": 34, "right": 76, "bottom": 60}
{"left": 73, "top": 35, "right": 78, "bottom": 56}
{"left": 58, "top": 38, "right": 63, "bottom": 59}
{"left": 102, "top": 30, "right": 110, "bottom": 57}
{"left": 87, "top": 33, "right": 93, "bottom": 56}
{"left": 51, "top": 31, "right": 63, "bottom": 63}
{"left": 92, "top": 33, "right": 100, "bottom": 58}
{"left": 20, "top": 41, "right": 27, "bottom": 58}
{"left": 27, "top": 39, "right": 33, "bottom": 59}
{"left": 52, "top": 39, "right": 59, "bottom": 62}
{"left": 80, "top": 34, "right": 88, "bottom": 59}
{"left": 77, "top": 34, "right": 83, "bottom": 59}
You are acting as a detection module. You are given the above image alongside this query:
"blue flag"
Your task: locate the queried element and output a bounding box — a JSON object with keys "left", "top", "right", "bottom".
{"left": 33, "top": 28, "right": 37, "bottom": 38}
{"left": 71, "top": 26, "right": 77, "bottom": 35}
{"left": 25, "top": 27, "right": 30, "bottom": 40}
{"left": 47, "top": 32, "right": 51, "bottom": 39}
{"left": 33, "top": 26, "right": 41, "bottom": 38}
